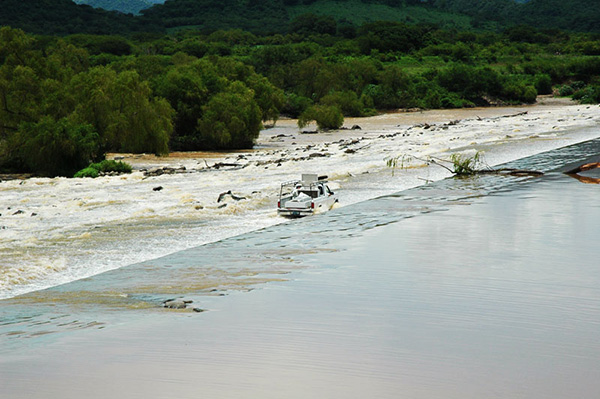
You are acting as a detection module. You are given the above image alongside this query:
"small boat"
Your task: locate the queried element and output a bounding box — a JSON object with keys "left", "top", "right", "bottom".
{"left": 277, "top": 174, "right": 338, "bottom": 217}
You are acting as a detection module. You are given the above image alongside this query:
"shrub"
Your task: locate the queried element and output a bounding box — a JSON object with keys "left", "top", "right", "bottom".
{"left": 197, "top": 82, "right": 263, "bottom": 149}
{"left": 572, "top": 85, "right": 600, "bottom": 104}
{"left": 74, "top": 160, "right": 132, "bottom": 178}
{"left": 12, "top": 117, "right": 101, "bottom": 177}
{"left": 558, "top": 85, "right": 575, "bottom": 96}
{"left": 281, "top": 93, "right": 312, "bottom": 118}
{"left": 93, "top": 160, "right": 133, "bottom": 173}
{"left": 298, "top": 105, "right": 344, "bottom": 130}
{"left": 534, "top": 74, "right": 553, "bottom": 95}
{"left": 320, "top": 90, "right": 364, "bottom": 117}
{"left": 74, "top": 167, "right": 99, "bottom": 178}
{"left": 522, "top": 85, "right": 538, "bottom": 103}
{"left": 501, "top": 81, "right": 537, "bottom": 103}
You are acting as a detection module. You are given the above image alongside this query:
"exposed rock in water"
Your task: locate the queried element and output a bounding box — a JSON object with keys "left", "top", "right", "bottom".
{"left": 209, "top": 162, "right": 244, "bottom": 170}
{"left": 217, "top": 190, "right": 246, "bottom": 203}
{"left": 308, "top": 152, "right": 331, "bottom": 158}
{"left": 153, "top": 186, "right": 163, "bottom": 191}
{"left": 163, "top": 298, "right": 193, "bottom": 309}
{"left": 144, "top": 166, "right": 186, "bottom": 177}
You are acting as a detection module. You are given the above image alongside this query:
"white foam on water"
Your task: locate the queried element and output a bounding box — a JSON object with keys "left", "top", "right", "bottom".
{"left": 1, "top": 103, "right": 599, "bottom": 299}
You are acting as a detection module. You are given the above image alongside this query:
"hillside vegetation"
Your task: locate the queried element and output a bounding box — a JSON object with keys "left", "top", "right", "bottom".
{"left": 1, "top": 1, "right": 599, "bottom": 177}
{"left": 3, "top": 0, "right": 600, "bottom": 36}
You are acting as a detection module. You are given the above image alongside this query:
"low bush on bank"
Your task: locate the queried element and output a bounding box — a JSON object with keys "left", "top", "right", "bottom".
{"left": 298, "top": 105, "right": 344, "bottom": 130}
{"left": 74, "top": 160, "right": 132, "bottom": 178}
{"left": 572, "top": 84, "right": 600, "bottom": 104}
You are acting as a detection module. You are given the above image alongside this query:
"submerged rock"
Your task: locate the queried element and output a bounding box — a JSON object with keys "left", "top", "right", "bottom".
{"left": 163, "top": 298, "right": 193, "bottom": 309}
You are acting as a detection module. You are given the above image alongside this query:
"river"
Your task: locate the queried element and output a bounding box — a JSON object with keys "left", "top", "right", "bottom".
{"left": 1, "top": 130, "right": 599, "bottom": 398}
{"left": 1, "top": 102, "right": 599, "bottom": 301}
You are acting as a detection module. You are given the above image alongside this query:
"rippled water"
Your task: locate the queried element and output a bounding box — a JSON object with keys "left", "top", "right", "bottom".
{"left": 1, "top": 138, "right": 599, "bottom": 398}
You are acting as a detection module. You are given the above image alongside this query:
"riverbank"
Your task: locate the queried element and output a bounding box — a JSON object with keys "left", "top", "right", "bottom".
{"left": 1, "top": 136, "right": 599, "bottom": 398}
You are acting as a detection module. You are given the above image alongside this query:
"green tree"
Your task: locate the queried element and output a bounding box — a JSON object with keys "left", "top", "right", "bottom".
{"left": 69, "top": 66, "right": 173, "bottom": 154}
{"left": 11, "top": 117, "right": 100, "bottom": 177}
{"left": 320, "top": 90, "right": 364, "bottom": 117}
{"left": 197, "top": 82, "right": 262, "bottom": 149}
{"left": 245, "top": 74, "right": 285, "bottom": 124}
{"left": 298, "top": 105, "right": 344, "bottom": 130}
{"left": 534, "top": 74, "right": 553, "bottom": 95}
{"left": 154, "top": 60, "right": 225, "bottom": 150}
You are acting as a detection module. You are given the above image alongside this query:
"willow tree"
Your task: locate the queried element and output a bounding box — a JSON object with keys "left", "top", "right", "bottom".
{"left": 12, "top": 117, "right": 99, "bottom": 177}
{"left": 197, "top": 81, "right": 262, "bottom": 149}
{"left": 68, "top": 66, "right": 173, "bottom": 155}
{"left": 155, "top": 56, "right": 283, "bottom": 151}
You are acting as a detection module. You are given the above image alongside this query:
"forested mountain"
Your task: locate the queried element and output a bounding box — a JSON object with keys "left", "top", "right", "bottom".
{"left": 141, "top": 0, "right": 600, "bottom": 34}
{"left": 2, "top": 0, "right": 600, "bottom": 36}
{"left": 428, "top": 0, "right": 600, "bottom": 33}
{"left": 73, "top": 0, "right": 166, "bottom": 15}
{"left": 0, "top": 0, "right": 162, "bottom": 35}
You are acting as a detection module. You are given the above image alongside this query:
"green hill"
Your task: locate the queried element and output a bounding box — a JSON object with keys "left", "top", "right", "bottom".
{"left": 138, "top": 0, "right": 600, "bottom": 34}
{"left": 73, "top": 0, "right": 166, "bottom": 15}
{"left": 428, "top": 0, "right": 600, "bottom": 32}
{"left": 138, "top": 0, "right": 478, "bottom": 34}
{"left": 1, "top": 0, "right": 599, "bottom": 36}
{"left": 0, "top": 0, "right": 162, "bottom": 35}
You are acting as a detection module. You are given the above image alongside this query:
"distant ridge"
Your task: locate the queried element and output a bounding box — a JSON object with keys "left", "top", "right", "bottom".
{"left": 1, "top": 0, "right": 599, "bottom": 36}
{"left": 0, "top": 0, "right": 162, "bottom": 35}
{"left": 73, "top": 0, "right": 166, "bottom": 15}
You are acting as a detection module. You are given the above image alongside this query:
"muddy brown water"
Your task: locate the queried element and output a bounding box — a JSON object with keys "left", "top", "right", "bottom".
{"left": 1, "top": 138, "right": 599, "bottom": 398}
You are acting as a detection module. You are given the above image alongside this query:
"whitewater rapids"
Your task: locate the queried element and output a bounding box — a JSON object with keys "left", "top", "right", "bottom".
{"left": 1, "top": 100, "right": 599, "bottom": 299}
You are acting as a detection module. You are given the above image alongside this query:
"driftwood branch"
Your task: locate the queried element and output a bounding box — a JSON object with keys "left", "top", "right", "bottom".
{"left": 388, "top": 153, "right": 544, "bottom": 178}
{"left": 565, "top": 162, "right": 600, "bottom": 184}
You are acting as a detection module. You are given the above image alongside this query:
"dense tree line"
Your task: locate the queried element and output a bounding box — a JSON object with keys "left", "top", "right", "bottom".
{"left": 1, "top": 19, "right": 599, "bottom": 177}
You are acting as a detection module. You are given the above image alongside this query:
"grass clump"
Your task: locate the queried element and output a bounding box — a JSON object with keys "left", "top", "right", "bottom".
{"left": 450, "top": 151, "right": 482, "bottom": 176}
{"left": 74, "top": 159, "right": 132, "bottom": 178}
{"left": 386, "top": 151, "right": 484, "bottom": 177}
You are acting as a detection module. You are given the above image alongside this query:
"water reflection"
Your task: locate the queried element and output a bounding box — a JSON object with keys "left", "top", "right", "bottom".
{"left": 565, "top": 158, "right": 600, "bottom": 184}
